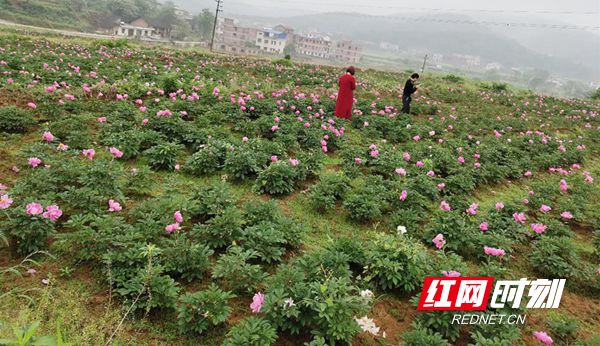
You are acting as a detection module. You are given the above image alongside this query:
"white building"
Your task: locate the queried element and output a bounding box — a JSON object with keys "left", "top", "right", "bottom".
{"left": 256, "top": 28, "right": 287, "bottom": 55}
{"left": 112, "top": 18, "right": 156, "bottom": 38}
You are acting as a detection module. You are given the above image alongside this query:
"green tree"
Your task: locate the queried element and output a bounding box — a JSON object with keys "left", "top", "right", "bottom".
{"left": 192, "top": 8, "right": 214, "bottom": 40}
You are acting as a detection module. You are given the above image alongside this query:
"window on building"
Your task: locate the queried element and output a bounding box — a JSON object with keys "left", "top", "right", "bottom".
{"left": 257, "top": 38, "right": 262, "bottom": 43}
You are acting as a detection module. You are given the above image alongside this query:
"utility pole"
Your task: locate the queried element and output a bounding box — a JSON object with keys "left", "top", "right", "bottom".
{"left": 210, "top": 0, "right": 223, "bottom": 52}
{"left": 421, "top": 54, "right": 428, "bottom": 74}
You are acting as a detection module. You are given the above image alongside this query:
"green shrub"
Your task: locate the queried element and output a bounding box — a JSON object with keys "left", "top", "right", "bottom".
{"left": 160, "top": 234, "right": 214, "bottom": 282}
{"left": 223, "top": 147, "right": 265, "bottom": 180}
{"left": 0, "top": 106, "right": 36, "bottom": 133}
{"left": 185, "top": 141, "right": 229, "bottom": 176}
{"left": 3, "top": 208, "right": 56, "bottom": 254}
{"left": 364, "top": 235, "right": 432, "bottom": 292}
{"left": 308, "top": 172, "right": 350, "bottom": 210}
{"left": 193, "top": 207, "right": 243, "bottom": 249}
{"left": 177, "top": 284, "right": 235, "bottom": 334}
{"left": 402, "top": 324, "right": 451, "bottom": 346}
{"left": 212, "top": 246, "right": 267, "bottom": 293}
{"left": 253, "top": 161, "right": 298, "bottom": 195}
{"left": 546, "top": 312, "right": 578, "bottom": 344}
{"left": 144, "top": 142, "right": 182, "bottom": 170}
{"left": 531, "top": 236, "right": 580, "bottom": 278}
{"left": 222, "top": 317, "right": 277, "bottom": 346}
{"left": 191, "top": 182, "right": 237, "bottom": 221}
{"left": 241, "top": 221, "right": 288, "bottom": 263}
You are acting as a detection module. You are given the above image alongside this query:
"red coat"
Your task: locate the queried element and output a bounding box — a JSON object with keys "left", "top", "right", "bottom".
{"left": 334, "top": 73, "right": 356, "bottom": 119}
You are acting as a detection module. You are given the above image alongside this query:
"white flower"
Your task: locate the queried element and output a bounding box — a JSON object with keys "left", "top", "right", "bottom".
{"left": 354, "top": 316, "right": 380, "bottom": 335}
{"left": 359, "top": 289, "right": 374, "bottom": 302}
{"left": 406, "top": 124, "right": 412, "bottom": 129}
{"left": 283, "top": 298, "right": 295, "bottom": 309}
{"left": 397, "top": 225, "right": 407, "bottom": 235}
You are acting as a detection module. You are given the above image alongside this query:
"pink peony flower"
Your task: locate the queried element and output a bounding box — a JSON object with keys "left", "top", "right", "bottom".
{"left": 82, "top": 148, "right": 95, "bottom": 160}
{"left": 437, "top": 183, "right": 445, "bottom": 190}
{"left": 108, "top": 199, "right": 122, "bottom": 212}
{"left": 109, "top": 147, "right": 123, "bottom": 158}
{"left": 250, "top": 292, "right": 264, "bottom": 313}
{"left": 174, "top": 210, "right": 183, "bottom": 223}
{"left": 57, "top": 143, "right": 69, "bottom": 151}
{"left": 354, "top": 157, "right": 362, "bottom": 165}
{"left": 513, "top": 212, "right": 527, "bottom": 224}
{"left": 559, "top": 179, "right": 568, "bottom": 193}
{"left": 395, "top": 168, "right": 407, "bottom": 176}
{"left": 26, "top": 202, "right": 44, "bottom": 215}
{"left": 270, "top": 155, "right": 278, "bottom": 162}
{"left": 495, "top": 202, "right": 504, "bottom": 210}
{"left": 28, "top": 157, "right": 42, "bottom": 168}
{"left": 440, "top": 201, "right": 451, "bottom": 212}
{"left": 288, "top": 158, "right": 299, "bottom": 167}
{"left": 442, "top": 271, "right": 461, "bottom": 277}
{"left": 97, "top": 117, "right": 107, "bottom": 123}
{"left": 560, "top": 211, "right": 573, "bottom": 219}
{"left": 242, "top": 136, "right": 249, "bottom": 142}
{"left": 533, "top": 331, "right": 553, "bottom": 345}
{"left": 42, "top": 131, "right": 55, "bottom": 142}
{"left": 479, "top": 222, "right": 488, "bottom": 232}
{"left": 416, "top": 161, "right": 424, "bottom": 167}
{"left": 484, "top": 246, "right": 505, "bottom": 257}
{"left": 531, "top": 223, "right": 547, "bottom": 234}
{"left": 466, "top": 203, "right": 478, "bottom": 216}
{"left": 42, "top": 205, "right": 62, "bottom": 221}
{"left": 27, "top": 102, "right": 37, "bottom": 109}
{"left": 399, "top": 190, "right": 407, "bottom": 201}
{"left": 402, "top": 152, "right": 411, "bottom": 161}
{"left": 370, "top": 150, "right": 379, "bottom": 158}
{"left": 165, "top": 223, "right": 181, "bottom": 233}
{"left": 539, "top": 205, "right": 552, "bottom": 213}
{"left": 271, "top": 125, "right": 279, "bottom": 132}
{"left": 0, "top": 194, "right": 13, "bottom": 209}
{"left": 524, "top": 171, "right": 532, "bottom": 177}
{"left": 432, "top": 233, "right": 446, "bottom": 250}
{"left": 457, "top": 156, "right": 465, "bottom": 164}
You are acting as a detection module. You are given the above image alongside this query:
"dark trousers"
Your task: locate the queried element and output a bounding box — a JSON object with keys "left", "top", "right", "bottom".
{"left": 401, "top": 95, "right": 411, "bottom": 114}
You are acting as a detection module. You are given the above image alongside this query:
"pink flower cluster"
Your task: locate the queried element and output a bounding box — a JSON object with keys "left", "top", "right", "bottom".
{"left": 165, "top": 210, "right": 184, "bottom": 234}
{"left": 533, "top": 331, "right": 553, "bottom": 345}
{"left": 432, "top": 234, "right": 446, "bottom": 250}
{"left": 483, "top": 246, "right": 505, "bottom": 257}
{"left": 26, "top": 202, "right": 62, "bottom": 221}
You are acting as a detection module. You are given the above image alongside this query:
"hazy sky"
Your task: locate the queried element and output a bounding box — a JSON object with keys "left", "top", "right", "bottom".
{"left": 215, "top": 0, "right": 600, "bottom": 25}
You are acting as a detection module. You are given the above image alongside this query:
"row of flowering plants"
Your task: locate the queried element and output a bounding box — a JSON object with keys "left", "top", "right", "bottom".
{"left": 1, "top": 34, "right": 599, "bottom": 344}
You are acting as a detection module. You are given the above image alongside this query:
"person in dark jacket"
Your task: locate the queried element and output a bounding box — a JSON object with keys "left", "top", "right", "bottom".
{"left": 401, "top": 73, "right": 419, "bottom": 114}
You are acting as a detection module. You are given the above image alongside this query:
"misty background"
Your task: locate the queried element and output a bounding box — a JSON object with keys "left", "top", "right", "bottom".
{"left": 0, "top": 0, "right": 598, "bottom": 97}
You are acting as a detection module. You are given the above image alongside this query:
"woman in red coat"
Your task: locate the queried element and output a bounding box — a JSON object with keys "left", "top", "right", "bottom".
{"left": 334, "top": 66, "right": 356, "bottom": 119}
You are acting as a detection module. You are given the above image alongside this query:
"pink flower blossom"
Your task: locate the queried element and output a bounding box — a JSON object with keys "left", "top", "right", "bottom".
{"left": 559, "top": 179, "right": 568, "bottom": 193}
{"left": 250, "top": 292, "right": 264, "bottom": 313}
{"left": 42, "top": 131, "right": 54, "bottom": 142}
{"left": 402, "top": 152, "right": 411, "bottom": 161}
{"left": 108, "top": 199, "right": 122, "bottom": 212}
{"left": 457, "top": 156, "right": 465, "bottom": 164}
{"left": 28, "top": 157, "right": 42, "bottom": 168}
{"left": 109, "top": 147, "right": 123, "bottom": 158}
{"left": 370, "top": 150, "right": 379, "bottom": 158}
{"left": 242, "top": 136, "right": 249, "bottom": 142}
{"left": 440, "top": 201, "right": 451, "bottom": 212}
{"left": 270, "top": 155, "right": 278, "bottom": 162}
{"left": 531, "top": 223, "right": 547, "bottom": 234}
{"left": 395, "top": 168, "right": 407, "bottom": 176}
{"left": 479, "top": 222, "right": 488, "bottom": 232}
{"left": 42, "top": 205, "right": 62, "bottom": 221}
{"left": 495, "top": 202, "right": 504, "bottom": 210}
{"left": 523, "top": 171, "right": 532, "bottom": 177}
{"left": 426, "top": 170, "right": 435, "bottom": 177}
{"left": 289, "top": 158, "right": 299, "bottom": 167}
{"left": 513, "top": 212, "right": 526, "bottom": 224}
{"left": 82, "top": 149, "right": 95, "bottom": 160}
{"left": 560, "top": 211, "right": 573, "bottom": 219}
{"left": 165, "top": 223, "right": 181, "bottom": 233}
{"left": 484, "top": 246, "right": 505, "bottom": 257}
{"left": 174, "top": 210, "right": 183, "bottom": 223}
{"left": 442, "top": 271, "right": 461, "bottom": 277}
{"left": 26, "top": 202, "right": 44, "bottom": 215}
{"left": 533, "top": 331, "right": 553, "bottom": 345}
{"left": 27, "top": 102, "right": 37, "bottom": 109}
{"left": 539, "top": 205, "right": 552, "bottom": 213}
{"left": 354, "top": 157, "right": 362, "bottom": 165}
{"left": 432, "top": 234, "right": 446, "bottom": 250}
{"left": 466, "top": 203, "right": 478, "bottom": 216}
{"left": 416, "top": 161, "right": 424, "bottom": 167}
{"left": 97, "top": 117, "right": 107, "bottom": 123}
{"left": 0, "top": 194, "right": 13, "bottom": 209}
{"left": 271, "top": 125, "right": 279, "bottom": 132}
{"left": 57, "top": 143, "right": 69, "bottom": 151}
{"left": 437, "top": 183, "right": 445, "bottom": 190}
{"left": 399, "top": 190, "right": 407, "bottom": 201}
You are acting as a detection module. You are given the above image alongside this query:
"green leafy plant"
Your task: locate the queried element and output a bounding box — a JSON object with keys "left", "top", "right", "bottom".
{"left": 222, "top": 317, "right": 277, "bottom": 346}
{"left": 0, "top": 106, "right": 36, "bottom": 133}
{"left": 177, "top": 284, "right": 235, "bottom": 334}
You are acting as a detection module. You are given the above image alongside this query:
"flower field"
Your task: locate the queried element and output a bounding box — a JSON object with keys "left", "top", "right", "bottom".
{"left": 1, "top": 32, "right": 599, "bottom": 345}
